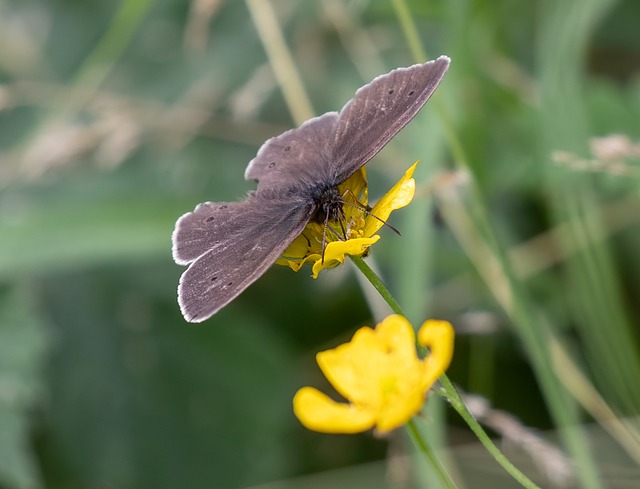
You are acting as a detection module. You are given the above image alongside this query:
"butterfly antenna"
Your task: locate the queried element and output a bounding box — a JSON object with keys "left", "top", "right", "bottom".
{"left": 342, "top": 189, "right": 401, "bottom": 236}
{"left": 338, "top": 212, "right": 348, "bottom": 239}
{"left": 321, "top": 211, "right": 331, "bottom": 264}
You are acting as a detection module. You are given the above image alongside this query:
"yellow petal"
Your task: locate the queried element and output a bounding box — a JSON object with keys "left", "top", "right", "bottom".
{"left": 316, "top": 316, "right": 423, "bottom": 409}
{"left": 374, "top": 314, "right": 420, "bottom": 372}
{"left": 417, "top": 319, "right": 455, "bottom": 390}
{"left": 364, "top": 162, "right": 418, "bottom": 237}
{"left": 370, "top": 315, "right": 428, "bottom": 431}
{"left": 276, "top": 239, "right": 311, "bottom": 262}
{"left": 316, "top": 327, "right": 385, "bottom": 407}
{"left": 310, "top": 236, "right": 380, "bottom": 278}
{"left": 376, "top": 388, "right": 426, "bottom": 433}
{"left": 293, "top": 387, "right": 376, "bottom": 434}
{"left": 338, "top": 167, "right": 368, "bottom": 207}
{"left": 278, "top": 225, "right": 325, "bottom": 262}
{"left": 275, "top": 256, "right": 313, "bottom": 271}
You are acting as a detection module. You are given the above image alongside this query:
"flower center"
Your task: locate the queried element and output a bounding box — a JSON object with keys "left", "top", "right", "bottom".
{"left": 380, "top": 375, "right": 398, "bottom": 399}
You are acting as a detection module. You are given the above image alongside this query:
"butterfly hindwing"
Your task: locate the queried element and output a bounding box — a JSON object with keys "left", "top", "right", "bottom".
{"left": 174, "top": 197, "right": 313, "bottom": 322}
{"left": 172, "top": 202, "right": 244, "bottom": 265}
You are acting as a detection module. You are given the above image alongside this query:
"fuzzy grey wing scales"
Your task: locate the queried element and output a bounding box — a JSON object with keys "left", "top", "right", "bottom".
{"left": 174, "top": 199, "right": 313, "bottom": 322}
{"left": 172, "top": 202, "right": 244, "bottom": 265}
{"left": 244, "top": 112, "right": 338, "bottom": 188}
{"left": 330, "top": 56, "right": 450, "bottom": 182}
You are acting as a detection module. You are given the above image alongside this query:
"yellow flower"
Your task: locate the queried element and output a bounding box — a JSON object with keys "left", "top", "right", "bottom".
{"left": 276, "top": 162, "right": 418, "bottom": 278}
{"left": 293, "top": 314, "right": 455, "bottom": 434}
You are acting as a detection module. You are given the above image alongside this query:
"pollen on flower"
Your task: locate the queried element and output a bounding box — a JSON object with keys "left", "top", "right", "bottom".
{"left": 347, "top": 215, "right": 367, "bottom": 239}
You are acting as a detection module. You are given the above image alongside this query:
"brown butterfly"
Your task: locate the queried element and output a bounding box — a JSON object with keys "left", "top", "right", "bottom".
{"left": 172, "top": 56, "right": 450, "bottom": 322}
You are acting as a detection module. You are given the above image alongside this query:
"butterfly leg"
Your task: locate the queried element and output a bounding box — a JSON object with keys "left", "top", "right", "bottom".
{"left": 341, "top": 188, "right": 401, "bottom": 236}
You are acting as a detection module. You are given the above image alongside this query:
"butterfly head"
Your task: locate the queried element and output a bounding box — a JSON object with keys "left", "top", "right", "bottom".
{"left": 310, "top": 185, "right": 345, "bottom": 226}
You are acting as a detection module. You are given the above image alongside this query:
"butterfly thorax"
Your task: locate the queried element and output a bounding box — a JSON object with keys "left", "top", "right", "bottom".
{"left": 309, "top": 184, "right": 344, "bottom": 225}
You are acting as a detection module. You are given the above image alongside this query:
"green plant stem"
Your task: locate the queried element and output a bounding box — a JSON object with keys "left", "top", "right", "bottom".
{"left": 349, "top": 255, "right": 542, "bottom": 489}
{"left": 390, "top": 0, "right": 427, "bottom": 63}
{"left": 391, "top": 0, "right": 469, "bottom": 170}
{"left": 406, "top": 419, "right": 458, "bottom": 489}
{"left": 350, "top": 256, "right": 403, "bottom": 315}
{"left": 439, "top": 377, "right": 542, "bottom": 489}
{"left": 245, "top": 0, "right": 315, "bottom": 125}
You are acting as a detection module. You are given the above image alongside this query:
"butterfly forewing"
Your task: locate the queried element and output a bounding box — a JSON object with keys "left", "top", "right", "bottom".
{"left": 175, "top": 197, "right": 314, "bottom": 322}
{"left": 244, "top": 112, "right": 338, "bottom": 188}
{"left": 331, "top": 56, "right": 450, "bottom": 182}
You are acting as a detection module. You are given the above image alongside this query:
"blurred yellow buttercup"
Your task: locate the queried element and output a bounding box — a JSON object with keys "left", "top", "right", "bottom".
{"left": 293, "top": 314, "right": 455, "bottom": 434}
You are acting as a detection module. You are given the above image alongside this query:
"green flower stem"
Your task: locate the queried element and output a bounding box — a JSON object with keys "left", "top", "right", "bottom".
{"left": 349, "top": 255, "right": 542, "bottom": 489}
{"left": 350, "top": 255, "right": 403, "bottom": 315}
{"left": 406, "top": 419, "right": 458, "bottom": 489}
{"left": 438, "top": 377, "right": 542, "bottom": 489}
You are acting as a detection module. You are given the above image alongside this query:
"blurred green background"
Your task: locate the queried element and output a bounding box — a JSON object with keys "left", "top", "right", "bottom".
{"left": 1, "top": 0, "right": 639, "bottom": 488}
